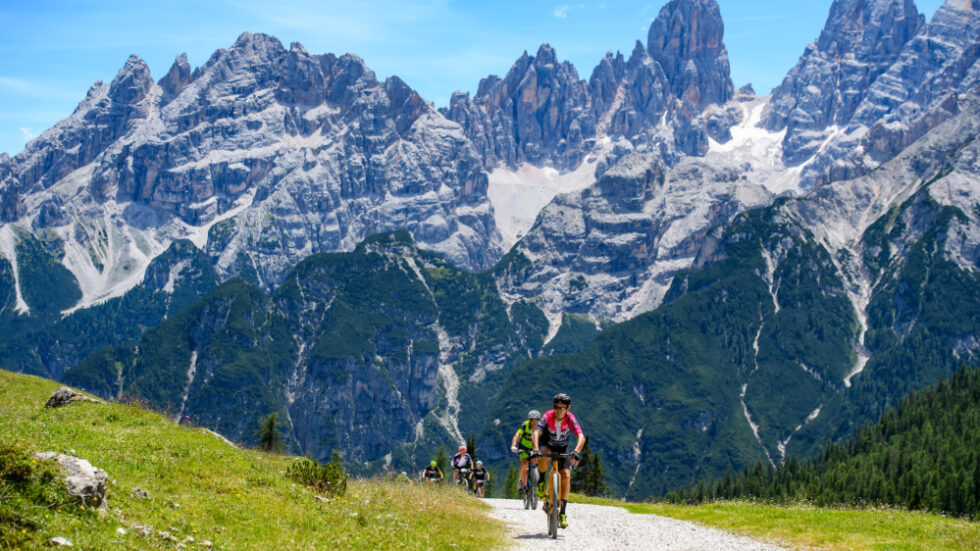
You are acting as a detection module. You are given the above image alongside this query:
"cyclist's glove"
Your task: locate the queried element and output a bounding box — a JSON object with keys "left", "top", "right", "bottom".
{"left": 571, "top": 451, "right": 582, "bottom": 462}
{"left": 529, "top": 450, "right": 540, "bottom": 458}
{"left": 510, "top": 446, "right": 519, "bottom": 453}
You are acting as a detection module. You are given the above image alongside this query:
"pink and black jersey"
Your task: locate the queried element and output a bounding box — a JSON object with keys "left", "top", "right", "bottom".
{"left": 536, "top": 409, "right": 583, "bottom": 447}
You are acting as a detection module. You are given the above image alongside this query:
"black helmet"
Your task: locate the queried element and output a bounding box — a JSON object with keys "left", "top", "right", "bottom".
{"left": 553, "top": 393, "right": 571, "bottom": 406}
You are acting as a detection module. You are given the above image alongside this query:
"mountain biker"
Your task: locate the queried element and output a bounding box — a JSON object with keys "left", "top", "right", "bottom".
{"left": 451, "top": 445, "right": 474, "bottom": 485}
{"left": 510, "top": 410, "right": 541, "bottom": 493}
{"left": 420, "top": 460, "right": 443, "bottom": 482}
{"left": 531, "top": 393, "right": 584, "bottom": 529}
{"left": 471, "top": 460, "right": 490, "bottom": 497}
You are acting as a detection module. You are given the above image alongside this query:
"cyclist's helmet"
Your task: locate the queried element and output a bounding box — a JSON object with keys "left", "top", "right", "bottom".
{"left": 476, "top": 461, "right": 483, "bottom": 466}
{"left": 401, "top": 471, "right": 408, "bottom": 476}
{"left": 553, "top": 393, "right": 571, "bottom": 406}
{"left": 430, "top": 460, "right": 437, "bottom": 467}
{"left": 528, "top": 409, "right": 541, "bottom": 419}
{"left": 458, "top": 445, "right": 467, "bottom": 452}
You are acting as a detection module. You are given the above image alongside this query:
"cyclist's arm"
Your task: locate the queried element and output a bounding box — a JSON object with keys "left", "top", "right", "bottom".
{"left": 531, "top": 426, "right": 541, "bottom": 451}
{"left": 511, "top": 429, "right": 523, "bottom": 448}
{"left": 569, "top": 413, "right": 586, "bottom": 455}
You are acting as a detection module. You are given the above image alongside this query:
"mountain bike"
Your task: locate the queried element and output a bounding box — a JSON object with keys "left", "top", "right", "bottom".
{"left": 472, "top": 478, "right": 486, "bottom": 497}
{"left": 521, "top": 462, "right": 538, "bottom": 510}
{"left": 531, "top": 451, "right": 573, "bottom": 538}
{"left": 513, "top": 448, "right": 539, "bottom": 509}
{"left": 453, "top": 467, "right": 471, "bottom": 491}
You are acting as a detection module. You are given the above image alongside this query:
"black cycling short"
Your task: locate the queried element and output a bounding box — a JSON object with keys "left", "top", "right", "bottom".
{"left": 540, "top": 443, "right": 572, "bottom": 471}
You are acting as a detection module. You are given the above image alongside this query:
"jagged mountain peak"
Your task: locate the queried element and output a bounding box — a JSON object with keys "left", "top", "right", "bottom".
{"left": 627, "top": 39, "right": 652, "bottom": 67}
{"left": 108, "top": 54, "right": 154, "bottom": 104}
{"left": 816, "top": 0, "right": 924, "bottom": 54}
{"left": 159, "top": 53, "right": 192, "bottom": 99}
{"left": 646, "top": 0, "right": 733, "bottom": 107}
{"left": 763, "top": 0, "right": 924, "bottom": 168}
{"left": 534, "top": 43, "right": 558, "bottom": 66}
{"left": 231, "top": 31, "right": 284, "bottom": 52}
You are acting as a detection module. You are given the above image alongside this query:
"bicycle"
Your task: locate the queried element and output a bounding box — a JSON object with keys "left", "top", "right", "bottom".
{"left": 530, "top": 451, "right": 573, "bottom": 538}
{"left": 453, "top": 467, "right": 471, "bottom": 491}
{"left": 513, "top": 447, "right": 539, "bottom": 509}
{"left": 518, "top": 458, "right": 539, "bottom": 510}
{"left": 472, "top": 478, "right": 486, "bottom": 497}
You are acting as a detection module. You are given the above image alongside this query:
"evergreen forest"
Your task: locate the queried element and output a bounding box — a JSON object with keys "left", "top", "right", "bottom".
{"left": 663, "top": 367, "right": 980, "bottom": 519}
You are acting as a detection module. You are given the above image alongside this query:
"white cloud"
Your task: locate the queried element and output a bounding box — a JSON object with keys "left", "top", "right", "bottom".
{"left": 553, "top": 4, "right": 584, "bottom": 19}
{"left": 19, "top": 127, "right": 35, "bottom": 142}
{"left": 0, "top": 76, "right": 33, "bottom": 92}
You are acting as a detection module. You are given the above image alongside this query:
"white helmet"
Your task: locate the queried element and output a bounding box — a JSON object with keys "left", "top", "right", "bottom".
{"left": 528, "top": 410, "right": 541, "bottom": 419}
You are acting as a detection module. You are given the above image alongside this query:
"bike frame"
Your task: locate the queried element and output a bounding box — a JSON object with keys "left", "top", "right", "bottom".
{"left": 534, "top": 451, "right": 573, "bottom": 539}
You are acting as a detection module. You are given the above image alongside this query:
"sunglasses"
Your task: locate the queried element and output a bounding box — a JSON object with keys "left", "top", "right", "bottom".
{"left": 554, "top": 405, "right": 568, "bottom": 410}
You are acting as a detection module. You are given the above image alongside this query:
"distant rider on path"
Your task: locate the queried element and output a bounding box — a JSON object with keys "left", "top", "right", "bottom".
{"left": 420, "top": 460, "right": 443, "bottom": 482}
{"left": 532, "top": 393, "right": 584, "bottom": 529}
{"left": 510, "top": 410, "right": 542, "bottom": 493}
{"left": 471, "top": 460, "right": 490, "bottom": 497}
{"left": 451, "top": 445, "right": 474, "bottom": 485}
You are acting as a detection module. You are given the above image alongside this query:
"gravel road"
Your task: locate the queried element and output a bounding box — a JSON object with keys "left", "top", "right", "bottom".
{"left": 485, "top": 498, "right": 787, "bottom": 551}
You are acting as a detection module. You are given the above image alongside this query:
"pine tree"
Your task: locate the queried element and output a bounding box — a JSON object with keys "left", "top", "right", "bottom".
{"left": 466, "top": 435, "right": 477, "bottom": 462}
{"left": 570, "top": 441, "right": 590, "bottom": 494}
{"left": 504, "top": 464, "right": 519, "bottom": 499}
{"left": 484, "top": 466, "right": 495, "bottom": 497}
{"left": 435, "top": 444, "right": 448, "bottom": 475}
{"left": 586, "top": 451, "right": 608, "bottom": 497}
{"left": 256, "top": 412, "right": 284, "bottom": 453}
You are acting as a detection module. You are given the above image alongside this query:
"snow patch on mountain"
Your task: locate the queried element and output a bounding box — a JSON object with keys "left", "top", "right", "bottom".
{"left": 707, "top": 98, "right": 801, "bottom": 196}
{"left": 488, "top": 136, "right": 616, "bottom": 249}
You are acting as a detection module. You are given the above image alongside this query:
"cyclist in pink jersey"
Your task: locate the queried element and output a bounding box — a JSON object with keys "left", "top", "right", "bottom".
{"left": 531, "top": 392, "right": 584, "bottom": 529}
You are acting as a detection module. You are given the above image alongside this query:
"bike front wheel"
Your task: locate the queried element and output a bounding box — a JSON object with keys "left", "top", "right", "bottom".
{"left": 548, "top": 471, "right": 560, "bottom": 538}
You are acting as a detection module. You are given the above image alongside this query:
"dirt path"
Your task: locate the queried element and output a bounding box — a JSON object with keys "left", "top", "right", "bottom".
{"left": 484, "top": 498, "right": 787, "bottom": 551}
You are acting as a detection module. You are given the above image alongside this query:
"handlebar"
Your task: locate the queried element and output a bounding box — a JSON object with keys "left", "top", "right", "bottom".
{"left": 529, "top": 451, "right": 576, "bottom": 459}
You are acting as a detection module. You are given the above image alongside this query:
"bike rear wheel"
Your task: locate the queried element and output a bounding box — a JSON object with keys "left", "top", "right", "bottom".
{"left": 529, "top": 468, "right": 539, "bottom": 510}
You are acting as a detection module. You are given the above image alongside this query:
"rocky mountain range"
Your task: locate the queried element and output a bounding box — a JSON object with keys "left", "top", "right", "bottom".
{"left": 2, "top": 0, "right": 979, "bottom": 498}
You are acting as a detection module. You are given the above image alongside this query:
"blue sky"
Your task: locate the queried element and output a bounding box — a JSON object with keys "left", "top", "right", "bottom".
{"left": 0, "top": 0, "right": 947, "bottom": 156}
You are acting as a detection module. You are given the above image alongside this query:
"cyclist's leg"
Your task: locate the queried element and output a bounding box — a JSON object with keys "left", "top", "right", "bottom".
{"left": 559, "top": 468, "right": 572, "bottom": 501}
{"left": 535, "top": 445, "right": 551, "bottom": 498}
{"left": 536, "top": 445, "right": 551, "bottom": 477}
{"left": 519, "top": 456, "right": 529, "bottom": 487}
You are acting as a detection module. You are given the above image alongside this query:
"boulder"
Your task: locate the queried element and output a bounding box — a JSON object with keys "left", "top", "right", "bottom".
{"left": 45, "top": 387, "right": 101, "bottom": 408}
{"left": 34, "top": 452, "right": 108, "bottom": 508}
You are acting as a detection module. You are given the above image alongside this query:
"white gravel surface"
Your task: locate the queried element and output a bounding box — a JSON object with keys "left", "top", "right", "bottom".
{"left": 485, "top": 498, "right": 788, "bottom": 551}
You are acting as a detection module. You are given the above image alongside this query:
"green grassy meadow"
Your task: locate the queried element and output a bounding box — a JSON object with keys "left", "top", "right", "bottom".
{"left": 0, "top": 369, "right": 503, "bottom": 550}
{"left": 571, "top": 494, "right": 980, "bottom": 550}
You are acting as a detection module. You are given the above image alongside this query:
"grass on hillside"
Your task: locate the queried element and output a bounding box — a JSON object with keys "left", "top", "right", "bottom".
{"left": 0, "top": 369, "right": 504, "bottom": 550}
{"left": 570, "top": 494, "right": 980, "bottom": 551}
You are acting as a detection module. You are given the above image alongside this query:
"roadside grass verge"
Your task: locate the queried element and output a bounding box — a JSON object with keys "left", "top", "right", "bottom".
{"left": 0, "top": 369, "right": 503, "bottom": 550}
{"left": 570, "top": 494, "right": 980, "bottom": 550}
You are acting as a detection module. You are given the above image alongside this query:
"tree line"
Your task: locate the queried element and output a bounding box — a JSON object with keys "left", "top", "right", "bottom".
{"left": 663, "top": 366, "right": 980, "bottom": 519}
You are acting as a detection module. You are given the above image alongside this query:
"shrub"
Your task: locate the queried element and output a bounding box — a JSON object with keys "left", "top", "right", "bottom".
{"left": 286, "top": 450, "right": 348, "bottom": 497}
{"left": 0, "top": 443, "right": 69, "bottom": 546}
